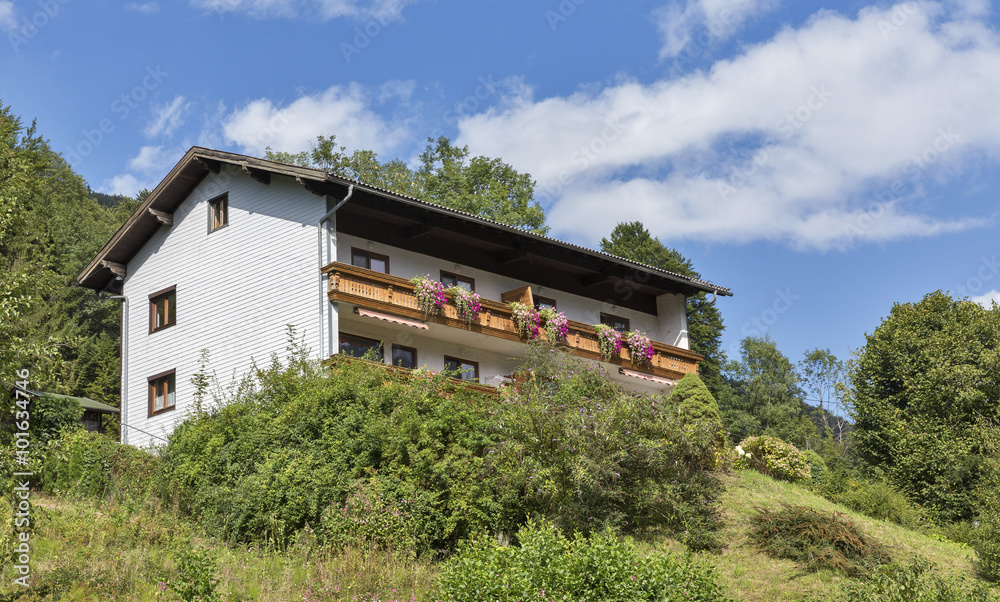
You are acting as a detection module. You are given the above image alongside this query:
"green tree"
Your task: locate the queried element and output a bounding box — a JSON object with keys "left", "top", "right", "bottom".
{"left": 599, "top": 222, "right": 727, "bottom": 396}
{"left": 267, "top": 134, "right": 548, "bottom": 234}
{"left": 852, "top": 291, "right": 1000, "bottom": 521}
{"left": 720, "top": 335, "right": 818, "bottom": 448}
{"left": 417, "top": 136, "right": 547, "bottom": 234}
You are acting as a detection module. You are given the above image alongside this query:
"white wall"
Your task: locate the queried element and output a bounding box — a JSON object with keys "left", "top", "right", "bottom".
{"left": 122, "top": 169, "right": 325, "bottom": 448}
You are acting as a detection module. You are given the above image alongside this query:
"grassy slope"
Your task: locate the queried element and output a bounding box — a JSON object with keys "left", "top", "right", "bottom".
{"left": 691, "top": 469, "right": 979, "bottom": 601}
{"left": 2, "top": 470, "right": 987, "bottom": 601}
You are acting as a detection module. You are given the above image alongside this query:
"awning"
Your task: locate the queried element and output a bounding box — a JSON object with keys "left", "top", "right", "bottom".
{"left": 354, "top": 307, "right": 429, "bottom": 330}
{"left": 618, "top": 368, "right": 677, "bottom": 386}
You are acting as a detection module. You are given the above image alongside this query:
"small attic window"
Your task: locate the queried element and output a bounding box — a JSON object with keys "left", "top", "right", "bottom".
{"left": 209, "top": 194, "right": 228, "bottom": 232}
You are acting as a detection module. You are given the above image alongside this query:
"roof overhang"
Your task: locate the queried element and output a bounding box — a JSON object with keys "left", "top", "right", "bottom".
{"left": 76, "top": 146, "right": 733, "bottom": 306}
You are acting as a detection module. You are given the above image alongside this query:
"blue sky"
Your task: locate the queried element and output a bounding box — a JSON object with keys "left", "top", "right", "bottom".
{"left": 3, "top": 0, "right": 999, "bottom": 379}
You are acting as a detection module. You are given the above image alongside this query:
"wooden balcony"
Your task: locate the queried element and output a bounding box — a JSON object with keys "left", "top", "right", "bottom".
{"left": 322, "top": 262, "right": 701, "bottom": 382}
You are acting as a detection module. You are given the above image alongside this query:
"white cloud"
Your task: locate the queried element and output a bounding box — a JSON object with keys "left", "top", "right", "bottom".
{"left": 221, "top": 83, "right": 414, "bottom": 158}
{"left": 125, "top": 2, "right": 161, "bottom": 13}
{"left": 0, "top": 1, "right": 17, "bottom": 31}
{"left": 655, "top": 0, "right": 780, "bottom": 59}
{"left": 100, "top": 146, "right": 182, "bottom": 196}
{"left": 190, "top": 0, "right": 415, "bottom": 21}
{"left": 145, "top": 96, "right": 190, "bottom": 138}
{"left": 456, "top": 2, "right": 1000, "bottom": 250}
{"left": 972, "top": 290, "right": 1000, "bottom": 308}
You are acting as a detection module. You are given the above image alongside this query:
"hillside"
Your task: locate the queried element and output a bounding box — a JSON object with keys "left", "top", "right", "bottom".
{"left": 1, "top": 468, "right": 987, "bottom": 601}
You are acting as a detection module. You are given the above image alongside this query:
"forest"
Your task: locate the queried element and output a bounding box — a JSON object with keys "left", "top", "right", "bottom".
{"left": 4, "top": 98, "right": 1000, "bottom": 600}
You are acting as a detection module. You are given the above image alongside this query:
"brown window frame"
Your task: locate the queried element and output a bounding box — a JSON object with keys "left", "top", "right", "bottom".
{"left": 600, "top": 312, "right": 630, "bottom": 333}
{"left": 148, "top": 369, "right": 176, "bottom": 417}
{"left": 149, "top": 286, "right": 177, "bottom": 333}
{"left": 392, "top": 344, "right": 418, "bottom": 369}
{"left": 209, "top": 193, "right": 228, "bottom": 232}
{"left": 339, "top": 332, "right": 384, "bottom": 361}
{"left": 440, "top": 271, "right": 475, "bottom": 292}
{"left": 534, "top": 295, "right": 557, "bottom": 311}
{"left": 351, "top": 248, "right": 390, "bottom": 274}
{"left": 444, "top": 356, "right": 479, "bottom": 383}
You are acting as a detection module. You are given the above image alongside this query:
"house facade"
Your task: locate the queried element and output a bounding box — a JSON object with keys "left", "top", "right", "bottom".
{"left": 76, "top": 147, "right": 732, "bottom": 449}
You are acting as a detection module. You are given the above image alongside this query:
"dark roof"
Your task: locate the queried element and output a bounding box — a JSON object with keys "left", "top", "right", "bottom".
{"left": 76, "top": 147, "right": 733, "bottom": 302}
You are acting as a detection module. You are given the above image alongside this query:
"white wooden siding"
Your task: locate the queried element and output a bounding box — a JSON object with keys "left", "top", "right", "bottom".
{"left": 122, "top": 170, "right": 325, "bottom": 448}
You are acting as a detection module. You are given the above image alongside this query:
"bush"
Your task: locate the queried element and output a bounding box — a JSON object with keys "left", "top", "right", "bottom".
{"left": 750, "top": 504, "right": 891, "bottom": 576}
{"left": 975, "top": 421, "right": 1000, "bottom": 581}
{"left": 38, "top": 430, "right": 157, "bottom": 503}
{"left": 319, "top": 477, "right": 417, "bottom": 554}
{"left": 802, "top": 449, "right": 828, "bottom": 483}
{"left": 489, "top": 344, "right": 725, "bottom": 550}
{"left": 844, "top": 556, "right": 1000, "bottom": 601}
{"left": 438, "top": 520, "right": 735, "bottom": 601}
{"left": 737, "top": 436, "right": 811, "bottom": 482}
{"left": 158, "top": 351, "right": 503, "bottom": 555}
{"left": 833, "top": 477, "right": 928, "bottom": 529}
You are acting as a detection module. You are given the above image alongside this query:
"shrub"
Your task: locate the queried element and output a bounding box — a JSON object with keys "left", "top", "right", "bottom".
{"left": 489, "top": 344, "right": 725, "bottom": 549}
{"left": 438, "top": 520, "right": 735, "bottom": 601}
{"left": 168, "top": 546, "right": 221, "bottom": 602}
{"left": 319, "top": 477, "right": 417, "bottom": 554}
{"left": 158, "top": 352, "right": 503, "bottom": 555}
{"left": 833, "top": 477, "right": 928, "bottom": 529}
{"left": 975, "top": 421, "right": 1000, "bottom": 581}
{"left": 668, "top": 372, "right": 725, "bottom": 447}
{"left": 738, "top": 436, "right": 811, "bottom": 482}
{"left": 844, "top": 556, "right": 1000, "bottom": 601}
{"left": 802, "top": 449, "right": 828, "bottom": 483}
{"left": 38, "top": 429, "right": 158, "bottom": 503}
{"left": 750, "top": 504, "right": 891, "bottom": 576}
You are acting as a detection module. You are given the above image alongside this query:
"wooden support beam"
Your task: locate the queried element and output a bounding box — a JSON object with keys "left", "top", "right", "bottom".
{"left": 147, "top": 207, "right": 173, "bottom": 226}
{"left": 497, "top": 247, "right": 528, "bottom": 266}
{"left": 195, "top": 157, "right": 220, "bottom": 174}
{"left": 296, "top": 176, "right": 325, "bottom": 196}
{"left": 581, "top": 272, "right": 610, "bottom": 288}
{"left": 242, "top": 163, "right": 270, "bottom": 185}
{"left": 101, "top": 261, "right": 126, "bottom": 279}
{"left": 403, "top": 224, "right": 433, "bottom": 241}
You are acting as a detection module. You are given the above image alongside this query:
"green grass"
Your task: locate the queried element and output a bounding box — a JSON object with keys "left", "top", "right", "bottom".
{"left": 3, "top": 470, "right": 995, "bottom": 601}
{"left": 703, "top": 470, "right": 981, "bottom": 601}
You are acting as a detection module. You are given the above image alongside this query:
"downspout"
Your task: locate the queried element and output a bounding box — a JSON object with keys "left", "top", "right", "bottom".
{"left": 317, "top": 185, "right": 354, "bottom": 359}
{"left": 107, "top": 294, "right": 128, "bottom": 445}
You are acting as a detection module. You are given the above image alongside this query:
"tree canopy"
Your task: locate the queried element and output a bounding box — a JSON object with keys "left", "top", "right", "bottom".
{"left": 851, "top": 290, "right": 1000, "bottom": 521}
{"left": 599, "top": 221, "right": 727, "bottom": 396}
{"left": 719, "top": 335, "right": 819, "bottom": 449}
{"left": 266, "top": 134, "right": 548, "bottom": 235}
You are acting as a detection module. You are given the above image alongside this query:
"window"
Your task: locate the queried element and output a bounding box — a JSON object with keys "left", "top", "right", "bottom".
{"left": 209, "top": 194, "right": 228, "bottom": 231}
{"left": 149, "top": 286, "right": 176, "bottom": 332}
{"left": 444, "top": 356, "right": 479, "bottom": 382}
{"left": 534, "top": 295, "right": 557, "bottom": 311}
{"left": 392, "top": 344, "right": 418, "bottom": 369}
{"left": 339, "top": 333, "right": 383, "bottom": 361}
{"left": 351, "top": 248, "right": 389, "bottom": 273}
{"left": 600, "top": 312, "right": 630, "bottom": 333}
{"left": 440, "top": 271, "right": 475, "bottom": 291}
{"left": 148, "top": 370, "right": 176, "bottom": 416}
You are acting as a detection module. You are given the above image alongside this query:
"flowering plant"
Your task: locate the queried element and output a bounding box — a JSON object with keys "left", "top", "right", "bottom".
{"left": 593, "top": 324, "right": 622, "bottom": 361}
{"left": 624, "top": 330, "right": 655, "bottom": 366}
{"left": 409, "top": 275, "right": 448, "bottom": 316}
{"left": 510, "top": 301, "right": 541, "bottom": 339}
{"left": 448, "top": 286, "right": 482, "bottom": 324}
{"left": 538, "top": 307, "right": 569, "bottom": 344}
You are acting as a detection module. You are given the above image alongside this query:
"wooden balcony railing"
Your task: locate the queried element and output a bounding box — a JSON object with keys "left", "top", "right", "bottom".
{"left": 322, "top": 262, "right": 701, "bottom": 382}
